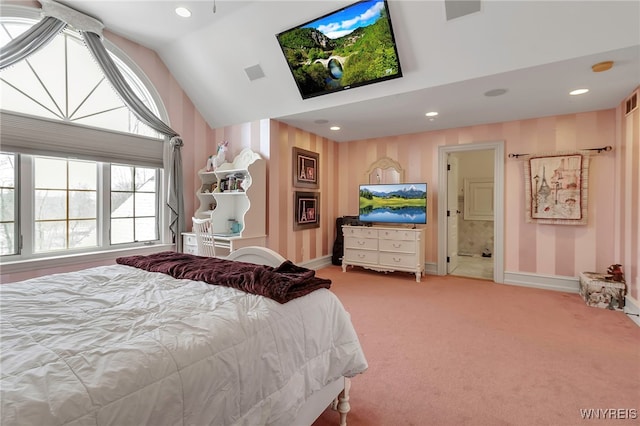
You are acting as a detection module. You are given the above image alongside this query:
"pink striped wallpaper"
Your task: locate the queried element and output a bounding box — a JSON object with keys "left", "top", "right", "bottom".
{"left": 105, "top": 32, "right": 640, "bottom": 304}
{"left": 4, "top": 2, "right": 637, "bottom": 306}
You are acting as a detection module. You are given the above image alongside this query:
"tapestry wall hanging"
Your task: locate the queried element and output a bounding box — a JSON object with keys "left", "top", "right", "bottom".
{"left": 524, "top": 151, "right": 590, "bottom": 225}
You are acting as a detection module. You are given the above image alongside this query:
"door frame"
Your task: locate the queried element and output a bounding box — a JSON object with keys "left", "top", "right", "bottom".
{"left": 437, "top": 141, "right": 505, "bottom": 283}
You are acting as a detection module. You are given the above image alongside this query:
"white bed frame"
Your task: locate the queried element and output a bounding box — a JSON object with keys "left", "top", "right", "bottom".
{"left": 226, "top": 246, "right": 352, "bottom": 426}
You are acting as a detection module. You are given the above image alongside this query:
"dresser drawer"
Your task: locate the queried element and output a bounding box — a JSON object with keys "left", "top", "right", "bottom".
{"left": 378, "top": 228, "right": 418, "bottom": 241}
{"left": 183, "top": 233, "right": 197, "bottom": 247}
{"left": 379, "top": 252, "right": 419, "bottom": 269}
{"left": 343, "top": 226, "right": 378, "bottom": 239}
{"left": 344, "top": 249, "right": 378, "bottom": 264}
{"left": 182, "top": 232, "right": 197, "bottom": 254}
{"left": 379, "top": 238, "right": 416, "bottom": 254}
{"left": 344, "top": 236, "right": 378, "bottom": 250}
{"left": 184, "top": 244, "right": 198, "bottom": 255}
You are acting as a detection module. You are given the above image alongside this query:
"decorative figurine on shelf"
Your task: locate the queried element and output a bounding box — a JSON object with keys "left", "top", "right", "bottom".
{"left": 206, "top": 140, "right": 229, "bottom": 171}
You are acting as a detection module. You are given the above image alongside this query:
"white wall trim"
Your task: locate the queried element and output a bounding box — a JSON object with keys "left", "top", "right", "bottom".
{"left": 623, "top": 295, "right": 640, "bottom": 327}
{"left": 1, "top": 244, "right": 173, "bottom": 278}
{"left": 503, "top": 271, "right": 579, "bottom": 293}
{"left": 300, "top": 255, "right": 333, "bottom": 271}
{"left": 425, "top": 261, "right": 438, "bottom": 276}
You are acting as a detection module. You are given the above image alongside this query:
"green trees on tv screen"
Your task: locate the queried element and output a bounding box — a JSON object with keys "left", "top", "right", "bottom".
{"left": 278, "top": 9, "right": 400, "bottom": 97}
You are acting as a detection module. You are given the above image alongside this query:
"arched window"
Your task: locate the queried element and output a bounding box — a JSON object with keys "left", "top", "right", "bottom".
{"left": 0, "top": 15, "right": 162, "bottom": 137}
{"left": 0, "top": 8, "right": 170, "bottom": 261}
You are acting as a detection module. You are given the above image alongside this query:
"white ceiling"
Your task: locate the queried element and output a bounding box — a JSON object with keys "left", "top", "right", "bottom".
{"left": 57, "top": 0, "right": 640, "bottom": 142}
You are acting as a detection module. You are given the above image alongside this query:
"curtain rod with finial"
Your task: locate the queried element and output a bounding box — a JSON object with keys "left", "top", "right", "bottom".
{"left": 508, "top": 145, "right": 613, "bottom": 159}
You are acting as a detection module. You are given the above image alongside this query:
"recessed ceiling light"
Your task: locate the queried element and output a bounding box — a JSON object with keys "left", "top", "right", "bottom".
{"left": 570, "top": 88, "right": 589, "bottom": 96}
{"left": 175, "top": 7, "right": 192, "bottom": 18}
{"left": 330, "top": 126, "right": 341, "bottom": 131}
{"left": 425, "top": 111, "right": 438, "bottom": 117}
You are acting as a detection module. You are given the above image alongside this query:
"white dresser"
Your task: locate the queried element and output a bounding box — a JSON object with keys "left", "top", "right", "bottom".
{"left": 341, "top": 225, "right": 426, "bottom": 282}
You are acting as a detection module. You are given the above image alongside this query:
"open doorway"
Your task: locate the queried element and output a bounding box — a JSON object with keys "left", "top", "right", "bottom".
{"left": 437, "top": 141, "right": 505, "bottom": 283}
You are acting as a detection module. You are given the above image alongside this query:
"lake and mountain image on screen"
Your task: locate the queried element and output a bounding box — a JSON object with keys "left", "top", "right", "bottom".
{"left": 276, "top": 0, "right": 402, "bottom": 98}
{"left": 359, "top": 183, "right": 427, "bottom": 224}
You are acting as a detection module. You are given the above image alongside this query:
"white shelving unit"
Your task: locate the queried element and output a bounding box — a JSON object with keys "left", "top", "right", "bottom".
{"left": 184, "top": 148, "right": 266, "bottom": 256}
{"left": 194, "top": 169, "right": 218, "bottom": 219}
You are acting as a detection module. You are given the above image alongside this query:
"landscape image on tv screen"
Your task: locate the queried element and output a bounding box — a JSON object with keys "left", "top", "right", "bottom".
{"left": 276, "top": 0, "right": 402, "bottom": 99}
{"left": 359, "top": 183, "right": 427, "bottom": 224}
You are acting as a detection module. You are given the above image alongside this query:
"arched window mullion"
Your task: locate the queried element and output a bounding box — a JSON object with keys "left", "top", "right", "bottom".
{"left": 29, "top": 56, "right": 65, "bottom": 118}
{"left": 0, "top": 77, "right": 64, "bottom": 119}
{"left": 72, "top": 105, "right": 128, "bottom": 122}
{"left": 68, "top": 76, "right": 107, "bottom": 120}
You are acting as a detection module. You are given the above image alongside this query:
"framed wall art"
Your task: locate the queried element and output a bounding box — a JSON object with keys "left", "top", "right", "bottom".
{"left": 293, "top": 147, "right": 319, "bottom": 189}
{"left": 294, "top": 191, "right": 320, "bottom": 230}
{"left": 524, "top": 151, "right": 590, "bottom": 225}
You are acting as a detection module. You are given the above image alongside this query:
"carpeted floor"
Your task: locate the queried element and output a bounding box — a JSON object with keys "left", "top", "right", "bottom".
{"left": 312, "top": 265, "right": 640, "bottom": 426}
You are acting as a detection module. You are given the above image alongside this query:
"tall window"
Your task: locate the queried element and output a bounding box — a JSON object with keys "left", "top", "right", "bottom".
{"left": 1, "top": 11, "right": 165, "bottom": 261}
{"left": 34, "top": 157, "right": 98, "bottom": 253}
{"left": 0, "top": 153, "right": 17, "bottom": 256}
{"left": 111, "top": 165, "right": 158, "bottom": 244}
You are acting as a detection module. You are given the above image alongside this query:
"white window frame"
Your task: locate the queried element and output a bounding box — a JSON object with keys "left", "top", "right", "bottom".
{"left": 0, "top": 5, "right": 173, "bottom": 274}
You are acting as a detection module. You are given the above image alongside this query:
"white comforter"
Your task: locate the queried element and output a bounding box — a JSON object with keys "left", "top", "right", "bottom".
{"left": 0, "top": 265, "right": 367, "bottom": 426}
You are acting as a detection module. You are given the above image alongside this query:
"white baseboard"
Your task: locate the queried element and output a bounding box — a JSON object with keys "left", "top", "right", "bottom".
{"left": 623, "top": 295, "right": 640, "bottom": 327}
{"left": 300, "top": 255, "right": 333, "bottom": 271}
{"left": 425, "top": 262, "right": 438, "bottom": 276}
{"left": 503, "top": 271, "right": 579, "bottom": 293}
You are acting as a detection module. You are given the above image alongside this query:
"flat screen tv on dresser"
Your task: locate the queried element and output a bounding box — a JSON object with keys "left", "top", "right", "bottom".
{"left": 358, "top": 183, "right": 427, "bottom": 225}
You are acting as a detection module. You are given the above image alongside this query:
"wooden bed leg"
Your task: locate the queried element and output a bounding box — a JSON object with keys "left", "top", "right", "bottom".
{"left": 337, "top": 377, "right": 351, "bottom": 426}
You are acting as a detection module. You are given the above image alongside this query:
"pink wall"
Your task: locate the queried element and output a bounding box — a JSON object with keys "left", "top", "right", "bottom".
{"left": 266, "top": 121, "right": 339, "bottom": 264}
{"left": 4, "top": 2, "right": 637, "bottom": 305}
{"left": 329, "top": 105, "right": 638, "bottom": 302}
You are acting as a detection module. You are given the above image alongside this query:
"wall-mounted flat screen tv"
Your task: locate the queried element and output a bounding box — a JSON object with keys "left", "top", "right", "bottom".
{"left": 359, "top": 183, "right": 427, "bottom": 225}
{"left": 276, "top": 0, "right": 403, "bottom": 99}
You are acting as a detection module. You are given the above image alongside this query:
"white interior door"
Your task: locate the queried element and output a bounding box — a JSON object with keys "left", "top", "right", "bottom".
{"left": 447, "top": 156, "right": 459, "bottom": 273}
{"left": 437, "top": 141, "right": 505, "bottom": 284}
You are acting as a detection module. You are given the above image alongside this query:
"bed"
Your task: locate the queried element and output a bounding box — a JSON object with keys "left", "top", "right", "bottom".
{"left": 0, "top": 247, "right": 367, "bottom": 426}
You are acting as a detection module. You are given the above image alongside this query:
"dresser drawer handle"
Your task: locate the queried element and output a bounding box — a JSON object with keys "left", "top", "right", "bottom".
{"left": 393, "top": 257, "right": 402, "bottom": 262}
{"left": 357, "top": 241, "right": 366, "bottom": 245}
{"left": 393, "top": 243, "right": 401, "bottom": 248}
{"left": 358, "top": 254, "right": 366, "bottom": 259}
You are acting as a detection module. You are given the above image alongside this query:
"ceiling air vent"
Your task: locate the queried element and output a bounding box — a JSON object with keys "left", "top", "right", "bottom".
{"left": 624, "top": 91, "right": 638, "bottom": 115}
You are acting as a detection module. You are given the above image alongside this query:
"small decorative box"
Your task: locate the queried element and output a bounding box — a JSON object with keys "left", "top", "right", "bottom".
{"left": 579, "top": 272, "right": 626, "bottom": 311}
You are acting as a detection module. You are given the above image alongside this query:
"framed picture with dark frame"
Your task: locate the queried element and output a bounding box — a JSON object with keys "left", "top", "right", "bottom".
{"left": 293, "top": 147, "right": 319, "bottom": 189}
{"left": 294, "top": 191, "right": 320, "bottom": 230}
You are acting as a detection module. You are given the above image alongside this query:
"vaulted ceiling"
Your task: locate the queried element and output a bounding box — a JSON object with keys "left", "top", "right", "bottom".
{"left": 58, "top": 0, "right": 640, "bottom": 142}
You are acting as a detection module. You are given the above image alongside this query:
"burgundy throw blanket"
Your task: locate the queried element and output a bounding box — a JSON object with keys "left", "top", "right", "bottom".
{"left": 116, "top": 251, "right": 331, "bottom": 303}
